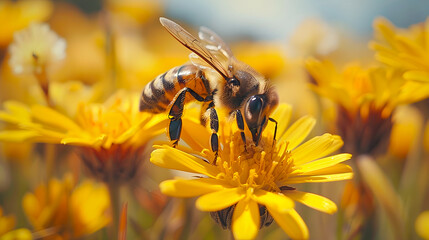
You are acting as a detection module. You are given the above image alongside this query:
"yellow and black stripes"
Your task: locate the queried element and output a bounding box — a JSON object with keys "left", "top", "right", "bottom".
{"left": 139, "top": 64, "right": 211, "bottom": 113}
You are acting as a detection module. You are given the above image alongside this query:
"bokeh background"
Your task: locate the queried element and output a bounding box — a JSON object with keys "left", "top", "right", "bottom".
{"left": 1, "top": 0, "right": 429, "bottom": 239}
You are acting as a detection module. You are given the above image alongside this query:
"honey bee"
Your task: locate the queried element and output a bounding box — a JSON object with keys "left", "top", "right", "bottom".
{"left": 140, "top": 17, "right": 279, "bottom": 162}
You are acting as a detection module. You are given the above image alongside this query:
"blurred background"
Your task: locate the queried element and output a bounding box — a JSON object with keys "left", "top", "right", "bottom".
{"left": 1, "top": 0, "right": 429, "bottom": 239}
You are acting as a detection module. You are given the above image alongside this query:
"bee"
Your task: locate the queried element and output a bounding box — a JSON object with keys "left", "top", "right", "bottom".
{"left": 140, "top": 17, "right": 279, "bottom": 162}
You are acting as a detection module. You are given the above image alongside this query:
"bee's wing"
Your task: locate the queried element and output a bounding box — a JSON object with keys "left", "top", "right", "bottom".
{"left": 160, "top": 17, "right": 232, "bottom": 80}
{"left": 198, "top": 26, "right": 234, "bottom": 64}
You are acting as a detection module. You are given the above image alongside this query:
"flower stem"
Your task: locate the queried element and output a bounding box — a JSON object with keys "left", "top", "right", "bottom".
{"left": 108, "top": 180, "right": 121, "bottom": 238}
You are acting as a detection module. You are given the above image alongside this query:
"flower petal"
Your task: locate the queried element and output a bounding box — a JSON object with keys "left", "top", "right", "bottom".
{"left": 150, "top": 146, "right": 219, "bottom": 178}
{"left": 292, "top": 134, "right": 344, "bottom": 165}
{"left": 267, "top": 207, "right": 309, "bottom": 240}
{"left": 196, "top": 188, "right": 245, "bottom": 212}
{"left": 280, "top": 116, "right": 315, "bottom": 150}
{"left": 286, "top": 173, "right": 353, "bottom": 184}
{"left": 181, "top": 118, "right": 211, "bottom": 152}
{"left": 0, "top": 130, "right": 40, "bottom": 142}
{"left": 159, "top": 178, "right": 226, "bottom": 197}
{"left": 297, "top": 153, "right": 352, "bottom": 173}
{"left": 284, "top": 190, "right": 337, "bottom": 214}
{"left": 266, "top": 104, "right": 292, "bottom": 138}
{"left": 252, "top": 189, "right": 294, "bottom": 213}
{"left": 232, "top": 199, "right": 260, "bottom": 240}
{"left": 31, "top": 105, "right": 82, "bottom": 132}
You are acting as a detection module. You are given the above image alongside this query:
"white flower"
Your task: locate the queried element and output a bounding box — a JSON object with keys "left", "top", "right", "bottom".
{"left": 8, "top": 23, "right": 66, "bottom": 74}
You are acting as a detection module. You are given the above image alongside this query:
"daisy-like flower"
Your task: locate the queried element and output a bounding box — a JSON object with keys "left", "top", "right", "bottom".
{"left": 150, "top": 104, "right": 353, "bottom": 239}
{"left": 306, "top": 59, "right": 428, "bottom": 156}
{"left": 22, "top": 174, "right": 111, "bottom": 238}
{"left": 370, "top": 17, "right": 429, "bottom": 83}
{"left": 0, "top": 90, "right": 167, "bottom": 183}
{"left": 8, "top": 23, "right": 66, "bottom": 75}
{"left": 8, "top": 23, "right": 66, "bottom": 104}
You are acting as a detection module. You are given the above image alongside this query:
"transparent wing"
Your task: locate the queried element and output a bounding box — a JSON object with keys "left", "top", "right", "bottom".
{"left": 199, "top": 26, "right": 234, "bottom": 64}
{"left": 160, "top": 17, "right": 232, "bottom": 79}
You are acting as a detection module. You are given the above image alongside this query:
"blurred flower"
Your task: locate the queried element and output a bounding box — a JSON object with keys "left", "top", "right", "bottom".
{"left": 150, "top": 104, "right": 353, "bottom": 239}
{"left": 22, "top": 174, "right": 110, "bottom": 238}
{"left": 371, "top": 17, "right": 429, "bottom": 83}
{"left": 0, "top": 0, "right": 53, "bottom": 48}
{"left": 8, "top": 23, "right": 66, "bottom": 75}
{"left": 233, "top": 42, "right": 286, "bottom": 79}
{"left": 306, "top": 59, "right": 428, "bottom": 156}
{"left": 107, "top": 0, "right": 163, "bottom": 26}
{"left": 0, "top": 228, "right": 32, "bottom": 240}
{"left": 388, "top": 105, "right": 423, "bottom": 159}
{"left": 0, "top": 207, "right": 16, "bottom": 236}
{"left": 0, "top": 91, "right": 167, "bottom": 183}
{"left": 416, "top": 211, "right": 429, "bottom": 239}
{"left": 288, "top": 18, "right": 339, "bottom": 59}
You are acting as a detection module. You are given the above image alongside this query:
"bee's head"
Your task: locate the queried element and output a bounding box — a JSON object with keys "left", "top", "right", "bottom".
{"left": 244, "top": 88, "right": 278, "bottom": 145}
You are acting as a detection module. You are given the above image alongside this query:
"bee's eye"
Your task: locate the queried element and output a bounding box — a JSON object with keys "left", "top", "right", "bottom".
{"left": 244, "top": 95, "right": 264, "bottom": 125}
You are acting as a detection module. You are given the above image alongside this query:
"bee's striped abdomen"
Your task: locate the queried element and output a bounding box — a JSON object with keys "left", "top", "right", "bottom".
{"left": 139, "top": 64, "right": 211, "bottom": 113}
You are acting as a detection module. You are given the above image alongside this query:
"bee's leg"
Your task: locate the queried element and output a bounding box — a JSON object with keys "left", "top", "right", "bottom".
{"left": 206, "top": 102, "right": 219, "bottom": 165}
{"left": 200, "top": 101, "right": 211, "bottom": 126}
{"left": 268, "top": 117, "right": 278, "bottom": 147}
{"left": 234, "top": 110, "right": 247, "bottom": 151}
{"left": 168, "top": 87, "right": 206, "bottom": 147}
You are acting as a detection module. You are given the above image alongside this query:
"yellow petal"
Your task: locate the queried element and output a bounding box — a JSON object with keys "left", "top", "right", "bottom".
{"left": 150, "top": 146, "right": 219, "bottom": 178}
{"left": 252, "top": 189, "right": 294, "bottom": 213}
{"left": 0, "top": 130, "right": 39, "bottom": 142}
{"left": 284, "top": 191, "right": 337, "bottom": 214}
{"left": 286, "top": 164, "right": 353, "bottom": 184}
{"left": 416, "top": 211, "right": 429, "bottom": 239}
{"left": 195, "top": 188, "right": 245, "bottom": 212}
{"left": 31, "top": 105, "right": 81, "bottom": 132}
{"left": 181, "top": 118, "right": 211, "bottom": 152}
{"left": 159, "top": 178, "right": 225, "bottom": 197}
{"left": 403, "top": 70, "right": 429, "bottom": 82}
{"left": 232, "top": 199, "right": 260, "bottom": 240}
{"left": 287, "top": 173, "right": 353, "bottom": 184}
{"left": 292, "top": 134, "right": 344, "bottom": 165}
{"left": 266, "top": 104, "right": 292, "bottom": 138}
{"left": 0, "top": 228, "right": 33, "bottom": 240}
{"left": 3, "top": 101, "right": 31, "bottom": 119}
{"left": 267, "top": 207, "right": 309, "bottom": 240}
{"left": 297, "top": 153, "right": 352, "bottom": 173}
{"left": 280, "top": 116, "right": 315, "bottom": 150}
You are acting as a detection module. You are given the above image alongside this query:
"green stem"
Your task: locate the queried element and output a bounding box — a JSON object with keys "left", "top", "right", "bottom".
{"left": 108, "top": 180, "right": 121, "bottom": 239}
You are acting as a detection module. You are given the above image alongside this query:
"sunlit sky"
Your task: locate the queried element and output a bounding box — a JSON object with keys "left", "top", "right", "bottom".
{"left": 164, "top": 0, "right": 429, "bottom": 41}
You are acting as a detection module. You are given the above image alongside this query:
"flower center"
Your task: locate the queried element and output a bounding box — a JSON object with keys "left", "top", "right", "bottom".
{"left": 216, "top": 131, "right": 295, "bottom": 192}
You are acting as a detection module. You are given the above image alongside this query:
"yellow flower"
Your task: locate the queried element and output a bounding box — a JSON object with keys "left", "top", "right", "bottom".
{"left": 0, "top": 207, "right": 15, "bottom": 237}
{"left": 371, "top": 17, "right": 429, "bottom": 83}
{"left": 8, "top": 23, "right": 66, "bottom": 75}
{"left": 306, "top": 59, "right": 427, "bottom": 155}
{"left": 416, "top": 211, "right": 429, "bottom": 239}
{"left": 388, "top": 105, "right": 423, "bottom": 159}
{"left": 22, "top": 174, "right": 110, "bottom": 238}
{"left": 0, "top": 0, "right": 53, "bottom": 47}
{"left": 0, "top": 229, "right": 32, "bottom": 240}
{"left": 150, "top": 104, "right": 353, "bottom": 239}
{"left": 0, "top": 90, "right": 167, "bottom": 182}
{"left": 233, "top": 42, "right": 286, "bottom": 79}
